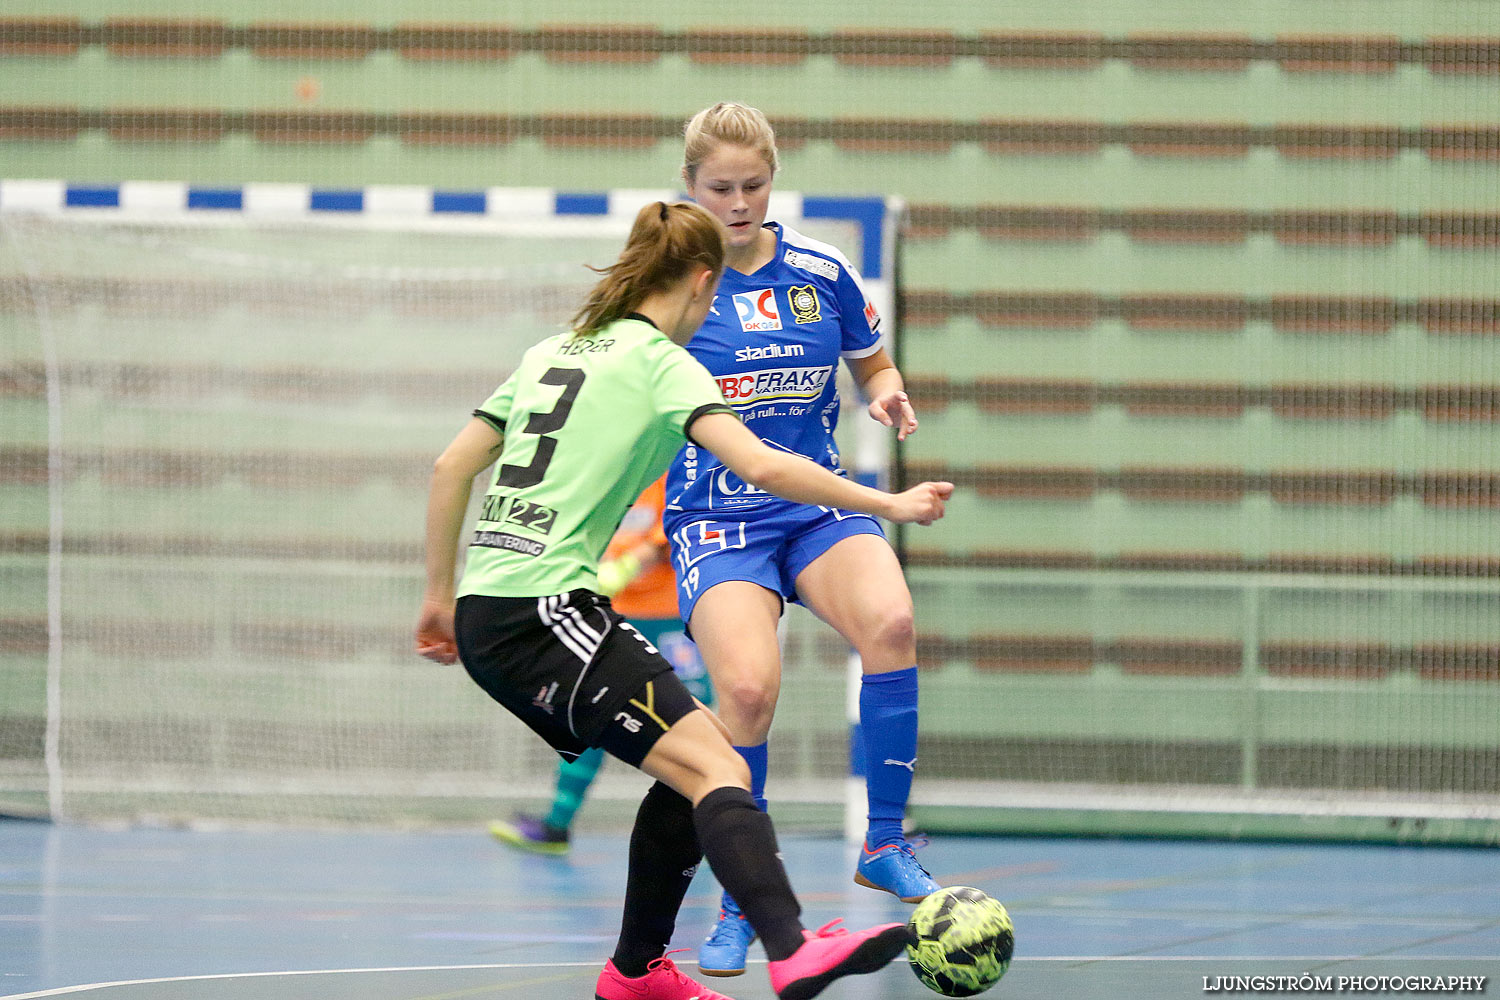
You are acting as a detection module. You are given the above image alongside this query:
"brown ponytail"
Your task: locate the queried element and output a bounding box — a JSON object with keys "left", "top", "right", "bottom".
{"left": 570, "top": 201, "right": 726, "bottom": 335}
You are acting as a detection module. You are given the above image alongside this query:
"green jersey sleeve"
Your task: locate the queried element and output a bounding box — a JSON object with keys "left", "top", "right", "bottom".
{"left": 650, "top": 341, "right": 736, "bottom": 441}
{"left": 473, "top": 368, "right": 519, "bottom": 433}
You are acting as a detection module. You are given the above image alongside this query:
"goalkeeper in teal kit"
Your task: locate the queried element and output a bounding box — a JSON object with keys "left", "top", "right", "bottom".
{"left": 415, "top": 199, "right": 952, "bottom": 1000}
{"left": 669, "top": 103, "right": 944, "bottom": 977}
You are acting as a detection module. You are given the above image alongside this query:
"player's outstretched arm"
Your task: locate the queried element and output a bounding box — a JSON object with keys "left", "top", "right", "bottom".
{"left": 849, "top": 348, "right": 918, "bottom": 442}
{"left": 689, "top": 412, "right": 952, "bottom": 525}
{"left": 417, "top": 417, "right": 504, "bottom": 664}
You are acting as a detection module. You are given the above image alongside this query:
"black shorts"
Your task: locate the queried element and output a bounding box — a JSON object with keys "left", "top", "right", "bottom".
{"left": 454, "top": 590, "right": 699, "bottom": 767}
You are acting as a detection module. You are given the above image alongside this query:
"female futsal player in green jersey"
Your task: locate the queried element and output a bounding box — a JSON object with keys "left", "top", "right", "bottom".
{"left": 415, "top": 200, "right": 952, "bottom": 1000}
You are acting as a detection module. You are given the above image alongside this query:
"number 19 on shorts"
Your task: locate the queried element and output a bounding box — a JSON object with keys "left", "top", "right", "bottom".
{"left": 670, "top": 521, "right": 748, "bottom": 599}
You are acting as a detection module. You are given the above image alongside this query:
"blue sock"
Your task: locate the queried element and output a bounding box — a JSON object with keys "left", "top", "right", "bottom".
{"left": 735, "top": 742, "right": 769, "bottom": 813}
{"left": 860, "top": 667, "right": 919, "bottom": 850}
{"left": 720, "top": 742, "right": 769, "bottom": 915}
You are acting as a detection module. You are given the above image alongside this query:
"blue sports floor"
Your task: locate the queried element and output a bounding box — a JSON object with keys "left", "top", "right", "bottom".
{"left": 1, "top": 819, "right": 1495, "bottom": 999}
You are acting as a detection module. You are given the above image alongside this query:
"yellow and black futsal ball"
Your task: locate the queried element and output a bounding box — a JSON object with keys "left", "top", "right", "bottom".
{"left": 905, "top": 885, "right": 1014, "bottom": 996}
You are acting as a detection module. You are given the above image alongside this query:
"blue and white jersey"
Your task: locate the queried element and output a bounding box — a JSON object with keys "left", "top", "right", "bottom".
{"left": 666, "top": 222, "right": 882, "bottom": 515}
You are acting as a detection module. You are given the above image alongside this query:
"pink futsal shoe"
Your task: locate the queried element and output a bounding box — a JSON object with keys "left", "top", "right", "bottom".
{"left": 595, "top": 951, "right": 738, "bottom": 1000}
{"left": 766, "top": 919, "right": 913, "bottom": 1000}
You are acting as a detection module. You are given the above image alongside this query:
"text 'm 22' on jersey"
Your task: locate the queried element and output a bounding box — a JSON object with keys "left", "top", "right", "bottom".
{"left": 460, "top": 316, "right": 733, "bottom": 599}
{"left": 666, "top": 222, "right": 882, "bottom": 515}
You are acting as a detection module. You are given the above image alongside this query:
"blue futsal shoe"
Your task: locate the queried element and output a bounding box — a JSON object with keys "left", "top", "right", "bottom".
{"left": 698, "top": 895, "right": 756, "bottom": 977}
{"left": 853, "top": 839, "right": 940, "bottom": 903}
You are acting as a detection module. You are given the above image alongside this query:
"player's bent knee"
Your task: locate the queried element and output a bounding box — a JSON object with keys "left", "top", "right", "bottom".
{"left": 718, "top": 676, "right": 779, "bottom": 727}
{"left": 855, "top": 605, "right": 915, "bottom": 661}
{"left": 673, "top": 713, "right": 749, "bottom": 784}
{"left": 706, "top": 740, "right": 752, "bottom": 788}
{"left": 637, "top": 709, "right": 752, "bottom": 803}
{"left": 879, "top": 607, "right": 916, "bottom": 651}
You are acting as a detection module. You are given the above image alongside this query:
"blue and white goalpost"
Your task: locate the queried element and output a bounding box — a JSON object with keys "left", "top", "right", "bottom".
{"left": 0, "top": 180, "right": 903, "bottom": 831}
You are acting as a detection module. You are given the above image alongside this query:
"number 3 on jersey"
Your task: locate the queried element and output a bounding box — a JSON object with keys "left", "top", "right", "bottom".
{"left": 496, "top": 367, "right": 586, "bottom": 489}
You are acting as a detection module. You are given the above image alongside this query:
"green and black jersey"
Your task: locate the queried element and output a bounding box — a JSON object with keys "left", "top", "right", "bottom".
{"left": 459, "top": 315, "right": 734, "bottom": 598}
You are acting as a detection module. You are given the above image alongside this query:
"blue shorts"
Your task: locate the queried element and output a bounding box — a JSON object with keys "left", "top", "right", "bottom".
{"left": 665, "top": 500, "right": 886, "bottom": 626}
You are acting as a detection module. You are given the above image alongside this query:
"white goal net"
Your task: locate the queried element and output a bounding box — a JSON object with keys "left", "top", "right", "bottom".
{"left": 0, "top": 184, "right": 895, "bottom": 829}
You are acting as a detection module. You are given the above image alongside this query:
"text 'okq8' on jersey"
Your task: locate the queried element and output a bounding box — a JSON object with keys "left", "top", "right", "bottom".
{"left": 666, "top": 222, "right": 882, "bottom": 515}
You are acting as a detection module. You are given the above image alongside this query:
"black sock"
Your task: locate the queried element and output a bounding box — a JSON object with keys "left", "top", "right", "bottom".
{"left": 692, "top": 785, "right": 805, "bottom": 961}
{"left": 610, "top": 781, "right": 703, "bottom": 978}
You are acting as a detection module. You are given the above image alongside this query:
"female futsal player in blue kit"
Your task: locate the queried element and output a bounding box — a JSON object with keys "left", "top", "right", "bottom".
{"left": 666, "top": 103, "right": 943, "bottom": 977}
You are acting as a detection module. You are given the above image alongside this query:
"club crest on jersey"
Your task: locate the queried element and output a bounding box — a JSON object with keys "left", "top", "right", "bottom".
{"left": 733, "top": 289, "right": 782, "bottom": 332}
{"left": 788, "top": 284, "right": 821, "bottom": 324}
